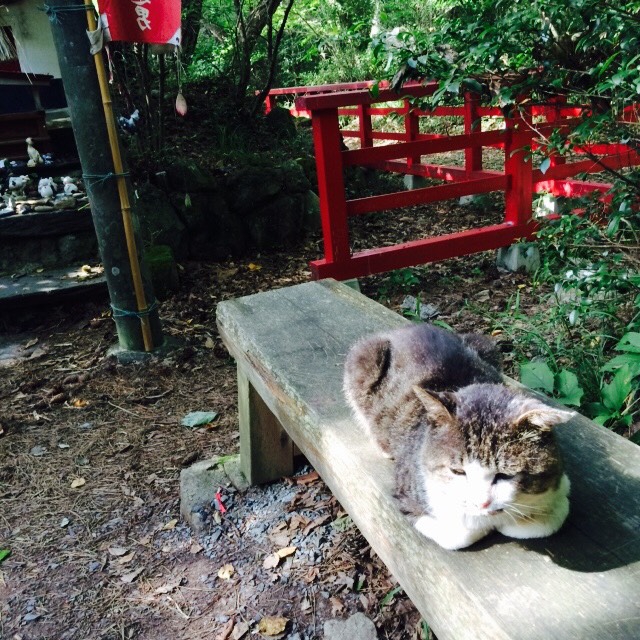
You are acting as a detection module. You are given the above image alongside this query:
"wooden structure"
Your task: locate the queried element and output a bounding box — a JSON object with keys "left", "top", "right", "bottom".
{"left": 265, "top": 82, "right": 640, "bottom": 280}
{"left": 217, "top": 279, "right": 640, "bottom": 640}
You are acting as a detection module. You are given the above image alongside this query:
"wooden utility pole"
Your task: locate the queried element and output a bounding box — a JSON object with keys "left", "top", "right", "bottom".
{"left": 47, "top": 0, "right": 163, "bottom": 353}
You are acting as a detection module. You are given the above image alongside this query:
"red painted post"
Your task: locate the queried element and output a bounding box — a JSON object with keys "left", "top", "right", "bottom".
{"left": 310, "top": 108, "right": 351, "bottom": 274}
{"left": 264, "top": 94, "right": 275, "bottom": 114}
{"left": 464, "top": 92, "right": 482, "bottom": 172}
{"left": 504, "top": 105, "right": 534, "bottom": 227}
{"left": 357, "top": 104, "right": 373, "bottom": 149}
{"left": 405, "top": 99, "right": 421, "bottom": 168}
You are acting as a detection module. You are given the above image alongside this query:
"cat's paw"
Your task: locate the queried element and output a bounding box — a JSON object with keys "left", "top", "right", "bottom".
{"left": 414, "top": 515, "right": 491, "bottom": 550}
{"left": 498, "top": 495, "right": 570, "bottom": 540}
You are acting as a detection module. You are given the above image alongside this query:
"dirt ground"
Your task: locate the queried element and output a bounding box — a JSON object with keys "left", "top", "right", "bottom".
{"left": 0, "top": 195, "right": 535, "bottom": 640}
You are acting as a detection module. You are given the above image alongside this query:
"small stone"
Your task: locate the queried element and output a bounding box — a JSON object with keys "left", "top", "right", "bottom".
{"left": 324, "top": 613, "right": 377, "bottom": 640}
{"left": 30, "top": 445, "right": 47, "bottom": 457}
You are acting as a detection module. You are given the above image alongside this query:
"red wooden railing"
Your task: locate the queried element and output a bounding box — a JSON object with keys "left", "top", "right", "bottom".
{"left": 266, "top": 82, "right": 640, "bottom": 280}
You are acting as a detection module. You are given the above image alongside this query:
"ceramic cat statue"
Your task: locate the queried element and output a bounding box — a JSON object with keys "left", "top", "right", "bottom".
{"left": 344, "top": 324, "right": 574, "bottom": 550}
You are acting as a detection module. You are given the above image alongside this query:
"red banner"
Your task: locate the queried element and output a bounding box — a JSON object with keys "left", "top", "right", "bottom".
{"left": 100, "top": 0, "right": 181, "bottom": 46}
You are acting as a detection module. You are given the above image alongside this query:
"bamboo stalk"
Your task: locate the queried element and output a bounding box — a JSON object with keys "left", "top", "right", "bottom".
{"left": 85, "top": 1, "right": 154, "bottom": 352}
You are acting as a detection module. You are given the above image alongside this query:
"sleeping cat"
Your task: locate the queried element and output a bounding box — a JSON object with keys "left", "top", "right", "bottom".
{"left": 343, "top": 324, "right": 574, "bottom": 550}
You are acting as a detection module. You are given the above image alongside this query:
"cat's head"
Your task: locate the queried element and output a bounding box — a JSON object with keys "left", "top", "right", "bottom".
{"left": 413, "top": 383, "right": 574, "bottom": 518}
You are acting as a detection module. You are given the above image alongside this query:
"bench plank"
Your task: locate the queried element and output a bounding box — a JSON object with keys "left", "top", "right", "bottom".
{"left": 217, "top": 279, "right": 640, "bottom": 640}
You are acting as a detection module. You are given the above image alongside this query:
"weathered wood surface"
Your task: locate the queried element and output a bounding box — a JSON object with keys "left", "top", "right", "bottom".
{"left": 238, "top": 365, "right": 294, "bottom": 484}
{"left": 216, "top": 279, "right": 640, "bottom": 640}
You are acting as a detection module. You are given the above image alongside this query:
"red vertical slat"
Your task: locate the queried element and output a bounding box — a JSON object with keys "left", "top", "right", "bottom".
{"left": 311, "top": 109, "right": 351, "bottom": 274}
{"left": 504, "top": 106, "right": 533, "bottom": 226}
{"left": 357, "top": 104, "right": 373, "bottom": 149}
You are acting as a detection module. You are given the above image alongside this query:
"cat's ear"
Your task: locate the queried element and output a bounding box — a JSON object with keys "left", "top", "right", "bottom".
{"left": 346, "top": 337, "right": 392, "bottom": 392}
{"left": 413, "top": 386, "right": 455, "bottom": 427}
{"left": 513, "top": 401, "right": 575, "bottom": 432}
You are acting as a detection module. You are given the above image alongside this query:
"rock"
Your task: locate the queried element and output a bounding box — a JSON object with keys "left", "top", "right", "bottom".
{"left": 164, "top": 160, "right": 219, "bottom": 192}
{"left": 180, "top": 455, "right": 248, "bottom": 533}
{"left": 324, "top": 613, "right": 378, "bottom": 640}
{"left": 281, "top": 160, "right": 311, "bottom": 195}
{"left": 245, "top": 194, "right": 304, "bottom": 249}
{"left": 133, "top": 182, "right": 189, "bottom": 259}
{"left": 145, "top": 244, "right": 179, "bottom": 300}
{"left": 264, "top": 107, "right": 297, "bottom": 139}
{"left": 227, "top": 166, "right": 284, "bottom": 214}
{"left": 171, "top": 191, "right": 246, "bottom": 260}
{"left": 496, "top": 243, "right": 540, "bottom": 274}
{"left": 303, "top": 190, "right": 321, "bottom": 233}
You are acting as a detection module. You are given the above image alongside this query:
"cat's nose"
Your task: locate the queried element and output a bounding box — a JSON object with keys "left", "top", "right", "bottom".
{"left": 479, "top": 500, "right": 492, "bottom": 510}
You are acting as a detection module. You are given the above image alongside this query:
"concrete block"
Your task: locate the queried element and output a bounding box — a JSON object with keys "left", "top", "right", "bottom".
{"left": 343, "top": 279, "right": 361, "bottom": 293}
{"left": 496, "top": 243, "right": 541, "bottom": 274}
{"left": 179, "top": 455, "right": 248, "bottom": 532}
{"left": 403, "top": 174, "right": 429, "bottom": 190}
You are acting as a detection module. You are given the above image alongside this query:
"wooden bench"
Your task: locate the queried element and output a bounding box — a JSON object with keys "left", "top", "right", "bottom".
{"left": 216, "top": 279, "right": 640, "bottom": 640}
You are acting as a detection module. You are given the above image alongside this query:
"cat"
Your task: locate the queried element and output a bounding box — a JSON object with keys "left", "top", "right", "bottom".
{"left": 343, "top": 324, "right": 574, "bottom": 550}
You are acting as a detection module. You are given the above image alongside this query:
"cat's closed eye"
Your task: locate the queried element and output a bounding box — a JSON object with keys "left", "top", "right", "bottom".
{"left": 493, "top": 473, "right": 516, "bottom": 483}
{"left": 450, "top": 468, "right": 466, "bottom": 476}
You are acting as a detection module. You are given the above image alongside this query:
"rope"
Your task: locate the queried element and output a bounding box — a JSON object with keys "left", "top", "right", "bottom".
{"left": 82, "top": 172, "right": 130, "bottom": 186}
{"left": 42, "top": 4, "right": 95, "bottom": 23}
{"left": 110, "top": 300, "right": 158, "bottom": 319}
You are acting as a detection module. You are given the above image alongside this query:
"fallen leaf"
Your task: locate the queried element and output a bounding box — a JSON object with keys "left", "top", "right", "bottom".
{"left": 59, "top": 517, "right": 70, "bottom": 528}
{"left": 190, "top": 542, "right": 203, "bottom": 554}
{"left": 215, "top": 618, "right": 235, "bottom": 640}
{"left": 204, "top": 337, "right": 215, "bottom": 349}
{"left": 121, "top": 567, "right": 144, "bottom": 583}
{"left": 330, "top": 596, "right": 344, "bottom": 616}
{"left": 181, "top": 411, "right": 219, "bottom": 428}
{"left": 70, "top": 477, "right": 86, "bottom": 489}
{"left": 155, "top": 579, "right": 182, "bottom": 594}
{"left": 231, "top": 621, "right": 249, "bottom": 640}
{"left": 0, "top": 549, "right": 10, "bottom": 564}
{"left": 30, "top": 445, "right": 47, "bottom": 457}
{"left": 118, "top": 552, "right": 135, "bottom": 564}
{"left": 108, "top": 547, "right": 129, "bottom": 557}
{"left": 276, "top": 546, "right": 296, "bottom": 559}
{"left": 300, "top": 597, "right": 311, "bottom": 612}
{"left": 71, "top": 398, "right": 89, "bottom": 408}
{"left": 302, "top": 514, "right": 331, "bottom": 536}
{"left": 262, "top": 553, "right": 280, "bottom": 569}
{"left": 162, "top": 519, "right": 178, "bottom": 531}
{"left": 257, "top": 616, "right": 288, "bottom": 636}
{"left": 303, "top": 566, "right": 319, "bottom": 583}
{"left": 248, "top": 262, "right": 262, "bottom": 271}
{"left": 295, "top": 470, "right": 319, "bottom": 485}
{"left": 217, "top": 563, "right": 235, "bottom": 580}
{"left": 58, "top": 443, "right": 70, "bottom": 449}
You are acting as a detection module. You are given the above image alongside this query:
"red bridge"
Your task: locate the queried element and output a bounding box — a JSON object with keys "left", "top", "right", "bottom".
{"left": 265, "top": 81, "right": 640, "bottom": 281}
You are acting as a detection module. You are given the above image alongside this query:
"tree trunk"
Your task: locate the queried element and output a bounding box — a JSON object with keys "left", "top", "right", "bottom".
{"left": 181, "top": 0, "right": 204, "bottom": 64}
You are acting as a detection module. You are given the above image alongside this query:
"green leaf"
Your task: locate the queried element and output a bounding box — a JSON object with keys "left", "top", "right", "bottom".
{"left": 615, "top": 332, "right": 640, "bottom": 354}
{"left": 601, "top": 353, "right": 640, "bottom": 377}
{"left": 181, "top": 411, "right": 219, "bottom": 428}
{"left": 380, "top": 586, "right": 403, "bottom": 607}
{"left": 601, "top": 367, "right": 633, "bottom": 412}
{"left": 520, "top": 361, "right": 554, "bottom": 394}
{"left": 555, "top": 370, "right": 584, "bottom": 406}
{"left": 0, "top": 549, "right": 10, "bottom": 564}
{"left": 331, "top": 515, "right": 354, "bottom": 532}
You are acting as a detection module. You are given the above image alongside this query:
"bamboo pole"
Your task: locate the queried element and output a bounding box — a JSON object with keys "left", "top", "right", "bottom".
{"left": 84, "top": 1, "right": 154, "bottom": 352}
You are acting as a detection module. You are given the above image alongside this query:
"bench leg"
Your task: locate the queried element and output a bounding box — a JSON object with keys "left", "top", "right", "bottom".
{"left": 237, "top": 365, "right": 294, "bottom": 485}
